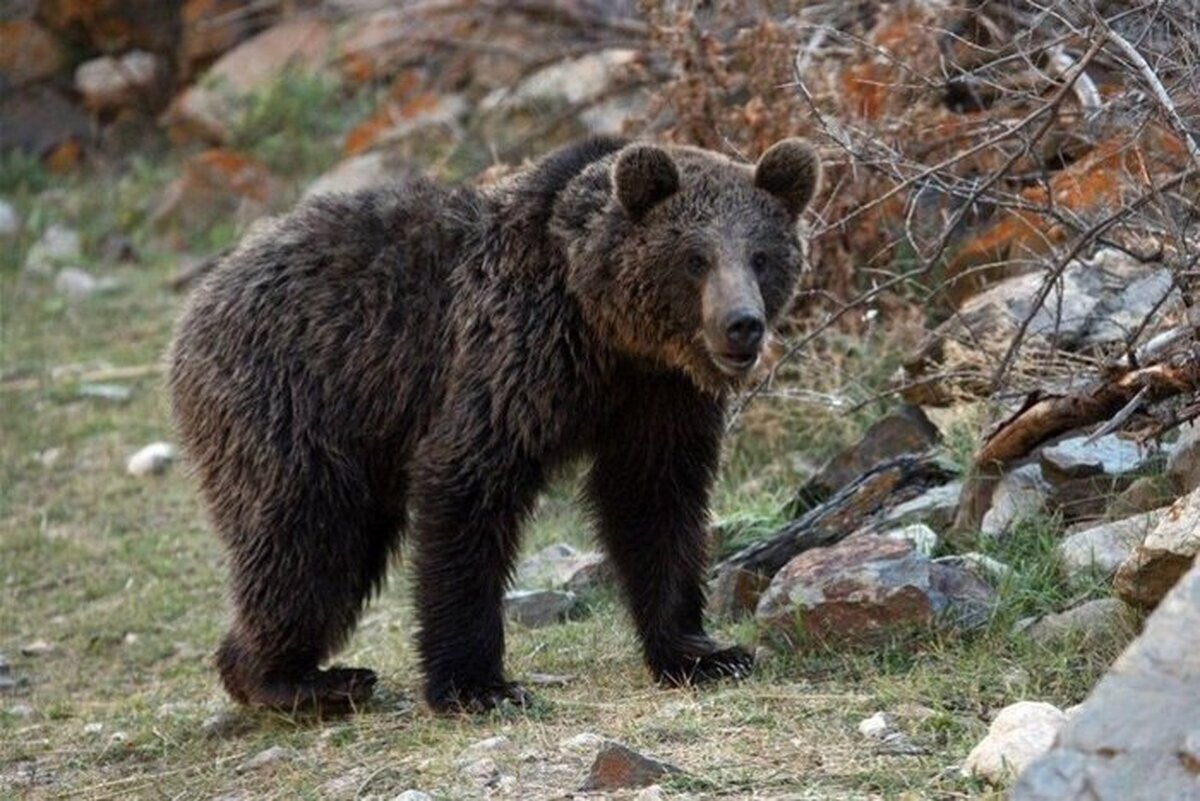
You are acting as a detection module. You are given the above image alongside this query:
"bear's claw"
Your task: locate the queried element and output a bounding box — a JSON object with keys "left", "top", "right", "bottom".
{"left": 427, "top": 680, "right": 533, "bottom": 714}
{"left": 657, "top": 643, "right": 755, "bottom": 686}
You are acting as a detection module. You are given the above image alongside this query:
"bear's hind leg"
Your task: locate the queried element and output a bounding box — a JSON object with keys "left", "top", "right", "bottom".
{"left": 216, "top": 490, "right": 400, "bottom": 713}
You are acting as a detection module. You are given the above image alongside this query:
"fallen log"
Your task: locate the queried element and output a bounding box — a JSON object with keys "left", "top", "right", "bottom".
{"left": 952, "top": 349, "right": 1200, "bottom": 535}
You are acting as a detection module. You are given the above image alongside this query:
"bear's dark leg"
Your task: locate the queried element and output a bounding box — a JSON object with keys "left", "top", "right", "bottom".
{"left": 410, "top": 424, "right": 541, "bottom": 713}
{"left": 214, "top": 464, "right": 400, "bottom": 712}
{"left": 585, "top": 376, "right": 753, "bottom": 686}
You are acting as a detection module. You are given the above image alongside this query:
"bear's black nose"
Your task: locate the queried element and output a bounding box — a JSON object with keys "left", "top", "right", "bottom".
{"left": 724, "top": 311, "right": 765, "bottom": 355}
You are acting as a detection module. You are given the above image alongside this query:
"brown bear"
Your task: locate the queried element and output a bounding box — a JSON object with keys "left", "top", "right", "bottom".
{"left": 168, "top": 135, "right": 820, "bottom": 713}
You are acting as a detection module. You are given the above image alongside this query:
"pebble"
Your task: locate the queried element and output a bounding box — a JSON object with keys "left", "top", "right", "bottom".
{"left": 236, "top": 745, "right": 293, "bottom": 773}
{"left": 20, "top": 640, "right": 55, "bottom": 657}
{"left": 54, "top": 267, "right": 120, "bottom": 301}
{"left": 0, "top": 199, "right": 18, "bottom": 237}
{"left": 78, "top": 383, "right": 133, "bottom": 403}
{"left": 857, "top": 711, "right": 896, "bottom": 740}
{"left": 126, "top": 442, "right": 177, "bottom": 477}
{"left": 84, "top": 722, "right": 104, "bottom": 735}
{"left": 391, "top": 793, "right": 433, "bottom": 801}
{"left": 7, "top": 703, "right": 34, "bottom": 719}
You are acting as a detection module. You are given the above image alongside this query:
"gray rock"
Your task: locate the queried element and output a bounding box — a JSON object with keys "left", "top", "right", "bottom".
{"left": 1165, "top": 422, "right": 1200, "bottom": 495}
{"left": 516, "top": 543, "right": 610, "bottom": 591}
{"left": 1025, "top": 598, "right": 1138, "bottom": 646}
{"left": 981, "top": 464, "right": 1049, "bottom": 537}
{"left": 457, "top": 735, "right": 512, "bottom": 764}
{"left": 304, "top": 151, "right": 417, "bottom": 199}
{"left": 1058, "top": 510, "right": 1164, "bottom": 585}
{"left": 880, "top": 480, "right": 963, "bottom": 531}
{"left": 559, "top": 731, "right": 605, "bottom": 753}
{"left": 20, "top": 640, "right": 54, "bottom": 657}
{"left": 1083, "top": 267, "right": 1181, "bottom": 347}
{"left": 504, "top": 589, "right": 577, "bottom": 627}
{"left": 1041, "top": 434, "right": 1158, "bottom": 481}
{"left": 581, "top": 741, "right": 681, "bottom": 791}
{"left": 126, "top": 442, "right": 176, "bottom": 477}
{"left": 1114, "top": 486, "right": 1200, "bottom": 609}
{"left": 24, "top": 225, "right": 81, "bottom": 277}
{"left": 54, "top": 267, "right": 120, "bottom": 301}
{"left": 508, "top": 49, "right": 640, "bottom": 107}
{"left": 0, "top": 199, "right": 18, "bottom": 237}
{"left": 236, "top": 745, "right": 292, "bottom": 773}
{"left": 1012, "top": 562, "right": 1200, "bottom": 801}
{"left": 390, "top": 792, "right": 433, "bottom": 801}
{"left": 963, "top": 701, "right": 1066, "bottom": 784}
{"left": 857, "top": 711, "right": 897, "bottom": 740}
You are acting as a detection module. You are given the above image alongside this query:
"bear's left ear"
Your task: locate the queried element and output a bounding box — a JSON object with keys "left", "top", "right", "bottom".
{"left": 755, "top": 138, "right": 821, "bottom": 218}
{"left": 613, "top": 144, "right": 680, "bottom": 220}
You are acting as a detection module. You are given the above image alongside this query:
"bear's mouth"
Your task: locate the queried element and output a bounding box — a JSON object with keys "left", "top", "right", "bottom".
{"left": 711, "top": 350, "right": 759, "bottom": 375}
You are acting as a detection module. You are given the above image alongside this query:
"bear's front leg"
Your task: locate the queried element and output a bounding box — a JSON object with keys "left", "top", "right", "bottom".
{"left": 410, "top": 426, "right": 542, "bottom": 713}
{"left": 585, "top": 377, "right": 754, "bottom": 686}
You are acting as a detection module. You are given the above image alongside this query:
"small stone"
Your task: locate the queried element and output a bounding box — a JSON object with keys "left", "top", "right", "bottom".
{"left": 156, "top": 701, "right": 193, "bottom": 719}
{"left": 78, "top": 383, "right": 133, "bottom": 403}
{"left": 390, "top": 792, "right": 433, "bottom": 801}
{"left": 84, "top": 722, "right": 104, "bottom": 735}
{"left": 1025, "top": 598, "right": 1138, "bottom": 646}
{"left": 559, "top": 731, "right": 605, "bottom": 753}
{"left": 54, "top": 267, "right": 120, "bottom": 301}
{"left": 1058, "top": 510, "right": 1163, "bottom": 585}
{"left": 884, "top": 523, "right": 938, "bottom": 556}
{"left": 582, "top": 741, "right": 682, "bottom": 791}
{"left": 109, "top": 731, "right": 128, "bottom": 744}
{"left": 461, "top": 756, "right": 497, "bottom": 783}
{"left": 504, "top": 589, "right": 577, "bottom": 627}
{"left": 24, "top": 225, "right": 81, "bottom": 277}
{"left": 857, "top": 711, "right": 896, "bottom": 740}
{"left": 963, "top": 701, "right": 1066, "bottom": 784}
{"left": 0, "top": 199, "right": 19, "bottom": 237}
{"left": 458, "top": 735, "right": 512, "bottom": 763}
{"left": 516, "top": 543, "right": 610, "bottom": 591}
{"left": 526, "top": 672, "right": 576, "bottom": 687}
{"left": 236, "top": 745, "right": 292, "bottom": 773}
{"left": 1040, "top": 434, "right": 1155, "bottom": 481}
{"left": 20, "top": 640, "right": 54, "bottom": 657}
{"left": 633, "top": 785, "right": 666, "bottom": 801}
{"left": 981, "top": 464, "right": 1050, "bottom": 538}
{"left": 126, "top": 442, "right": 177, "bottom": 477}
{"left": 881, "top": 480, "right": 963, "bottom": 531}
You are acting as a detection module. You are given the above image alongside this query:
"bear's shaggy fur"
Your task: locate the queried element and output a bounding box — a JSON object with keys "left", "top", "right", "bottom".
{"left": 169, "top": 136, "right": 820, "bottom": 712}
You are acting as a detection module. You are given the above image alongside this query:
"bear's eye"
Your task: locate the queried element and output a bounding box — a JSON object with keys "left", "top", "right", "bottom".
{"left": 750, "top": 252, "right": 770, "bottom": 274}
{"left": 687, "top": 254, "right": 709, "bottom": 276}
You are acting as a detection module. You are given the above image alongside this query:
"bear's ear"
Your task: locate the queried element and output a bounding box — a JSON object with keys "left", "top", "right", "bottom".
{"left": 613, "top": 144, "right": 680, "bottom": 220}
{"left": 754, "top": 138, "right": 821, "bottom": 218}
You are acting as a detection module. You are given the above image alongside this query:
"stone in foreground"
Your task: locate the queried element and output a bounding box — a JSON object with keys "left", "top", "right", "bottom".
{"left": 963, "top": 701, "right": 1066, "bottom": 784}
{"left": 1058, "top": 510, "right": 1164, "bottom": 586}
{"left": 503, "top": 589, "right": 577, "bottom": 628}
{"left": 1012, "top": 562, "right": 1200, "bottom": 801}
{"left": 581, "top": 741, "right": 681, "bottom": 791}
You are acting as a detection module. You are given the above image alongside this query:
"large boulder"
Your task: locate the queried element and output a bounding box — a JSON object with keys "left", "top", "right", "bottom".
{"left": 1113, "top": 486, "right": 1200, "bottom": 609}
{"left": 1012, "top": 562, "right": 1200, "bottom": 800}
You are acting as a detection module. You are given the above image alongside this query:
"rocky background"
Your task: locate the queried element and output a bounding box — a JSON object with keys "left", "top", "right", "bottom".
{"left": 2, "top": 1, "right": 1198, "bottom": 799}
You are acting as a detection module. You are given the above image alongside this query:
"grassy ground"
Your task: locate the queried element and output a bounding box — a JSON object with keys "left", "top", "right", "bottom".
{"left": 0, "top": 81, "right": 1129, "bottom": 801}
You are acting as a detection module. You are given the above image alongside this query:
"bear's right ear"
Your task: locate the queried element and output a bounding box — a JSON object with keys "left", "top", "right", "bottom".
{"left": 613, "top": 144, "right": 680, "bottom": 220}
{"left": 755, "top": 138, "right": 821, "bottom": 218}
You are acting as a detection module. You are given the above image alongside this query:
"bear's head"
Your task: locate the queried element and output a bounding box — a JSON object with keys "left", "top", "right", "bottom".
{"left": 559, "top": 138, "right": 821, "bottom": 394}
